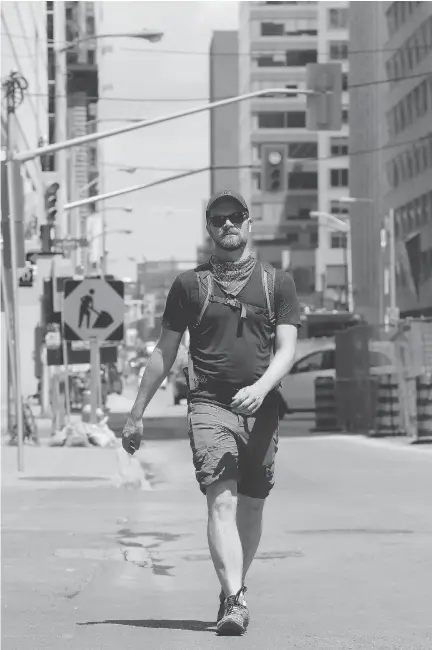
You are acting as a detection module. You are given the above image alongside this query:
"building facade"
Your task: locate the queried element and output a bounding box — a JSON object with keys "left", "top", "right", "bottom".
{"left": 315, "top": 1, "right": 350, "bottom": 309}
{"left": 210, "top": 31, "right": 240, "bottom": 194}
{"left": 383, "top": 1, "right": 432, "bottom": 317}
{"left": 238, "top": 1, "right": 319, "bottom": 300}
{"left": 349, "top": 0, "right": 432, "bottom": 323}
{"left": 198, "top": 31, "right": 240, "bottom": 263}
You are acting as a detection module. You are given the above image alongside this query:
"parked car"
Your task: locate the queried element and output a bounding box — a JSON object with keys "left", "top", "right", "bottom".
{"left": 279, "top": 340, "right": 396, "bottom": 413}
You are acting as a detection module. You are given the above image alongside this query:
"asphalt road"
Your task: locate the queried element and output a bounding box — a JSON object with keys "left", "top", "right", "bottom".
{"left": 2, "top": 431, "right": 432, "bottom": 649}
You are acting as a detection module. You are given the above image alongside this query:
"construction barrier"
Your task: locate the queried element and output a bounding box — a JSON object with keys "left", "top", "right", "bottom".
{"left": 312, "top": 376, "right": 340, "bottom": 432}
{"left": 372, "top": 374, "right": 402, "bottom": 436}
{"left": 415, "top": 374, "right": 432, "bottom": 443}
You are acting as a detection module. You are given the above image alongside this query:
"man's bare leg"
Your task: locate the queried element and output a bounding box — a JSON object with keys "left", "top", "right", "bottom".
{"left": 206, "top": 479, "right": 243, "bottom": 597}
{"left": 236, "top": 494, "right": 265, "bottom": 583}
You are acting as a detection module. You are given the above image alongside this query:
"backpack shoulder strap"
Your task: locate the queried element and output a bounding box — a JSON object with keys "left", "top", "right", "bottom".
{"left": 195, "top": 264, "right": 213, "bottom": 327}
{"left": 260, "top": 262, "right": 276, "bottom": 322}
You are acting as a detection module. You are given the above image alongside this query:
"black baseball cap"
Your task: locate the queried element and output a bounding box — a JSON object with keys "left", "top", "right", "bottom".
{"left": 206, "top": 190, "right": 249, "bottom": 218}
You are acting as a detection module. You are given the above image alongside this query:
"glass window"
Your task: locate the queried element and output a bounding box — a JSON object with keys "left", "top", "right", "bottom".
{"left": 330, "top": 232, "right": 348, "bottom": 248}
{"left": 331, "top": 137, "right": 348, "bottom": 156}
{"left": 261, "top": 22, "right": 284, "bottom": 36}
{"left": 369, "top": 351, "right": 392, "bottom": 367}
{"left": 86, "top": 16, "right": 95, "bottom": 35}
{"left": 329, "top": 41, "right": 348, "bottom": 60}
{"left": 288, "top": 172, "right": 318, "bottom": 189}
{"left": 257, "top": 112, "right": 284, "bottom": 128}
{"left": 286, "top": 111, "right": 306, "bottom": 128}
{"left": 328, "top": 8, "right": 348, "bottom": 28}
{"left": 87, "top": 49, "right": 95, "bottom": 65}
{"left": 285, "top": 50, "right": 317, "bottom": 66}
{"left": 293, "top": 351, "right": 326, "bottom": 374}
{"left": 288, "top": 142, "right": 318, "bottom": 158}
{"left": 330, "top": 168, "right": 349, "bottom": 187}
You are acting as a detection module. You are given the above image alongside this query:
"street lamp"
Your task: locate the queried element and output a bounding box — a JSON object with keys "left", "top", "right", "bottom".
{"left": 57, "top": 30, "right": 164, "bottom": 53}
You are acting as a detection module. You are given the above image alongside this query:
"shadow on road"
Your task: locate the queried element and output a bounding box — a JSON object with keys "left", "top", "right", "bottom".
{"left": 78, "top": 619, "right": 216, "bottom": 632}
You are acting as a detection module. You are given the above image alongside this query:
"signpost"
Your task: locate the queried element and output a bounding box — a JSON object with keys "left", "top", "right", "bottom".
{"left": 63, "top": 277, "right": 124, "bottom": 422}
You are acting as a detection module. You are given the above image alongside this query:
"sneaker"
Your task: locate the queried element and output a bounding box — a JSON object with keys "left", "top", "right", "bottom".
{"left": 216, "top": 587, "right": 249, "bottom": 636}
{"left": 217, "top": 590, "right": 225, "bottom": 624}
{"left": 217, "top": 586, "right": 247, "bottom": 624}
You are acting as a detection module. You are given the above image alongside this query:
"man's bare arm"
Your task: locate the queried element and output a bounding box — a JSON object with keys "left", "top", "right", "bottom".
{"left": 254, "top": 324, "right": 298, "bottom": 394}
{"left": 130, "top": 328, "right": 184, "bottom": 421}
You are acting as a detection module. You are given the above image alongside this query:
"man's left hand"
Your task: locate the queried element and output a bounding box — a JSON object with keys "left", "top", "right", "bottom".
{"left": 231, "top": 383, "right": 268, "bottom": 416}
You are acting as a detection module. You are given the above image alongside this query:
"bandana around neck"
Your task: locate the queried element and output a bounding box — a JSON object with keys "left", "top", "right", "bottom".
{"left": 209, "top": 254, "right": 257, "bottom": 297}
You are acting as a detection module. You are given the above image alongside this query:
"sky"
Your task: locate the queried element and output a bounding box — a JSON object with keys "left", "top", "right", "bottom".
{"left": 96, "top": 0, "right": 240, "bottom": 279}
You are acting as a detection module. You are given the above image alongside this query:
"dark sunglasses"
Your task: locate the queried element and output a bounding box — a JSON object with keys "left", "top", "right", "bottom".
{"left": 207, "top": 210, "right": 248, "bottom": 228}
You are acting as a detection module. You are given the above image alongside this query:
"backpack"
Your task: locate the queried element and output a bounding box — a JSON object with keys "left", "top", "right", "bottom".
{"left": 186, "top": 261, "right": 276, "bottom": 391}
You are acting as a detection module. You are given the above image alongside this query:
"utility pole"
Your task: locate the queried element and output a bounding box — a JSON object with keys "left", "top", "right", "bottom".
{"left": 3, "top": 72, "right": 27, "bottom": 471}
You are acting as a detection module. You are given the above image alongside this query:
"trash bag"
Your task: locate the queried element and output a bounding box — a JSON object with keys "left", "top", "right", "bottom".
{"left": 65, "top": 422, "right": 91, "bottom": 447}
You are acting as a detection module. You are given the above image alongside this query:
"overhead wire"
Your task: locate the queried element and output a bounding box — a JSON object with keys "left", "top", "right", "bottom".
{"left": 97, "top": 134, "right": 432, "bottom": 169}
{"left": 22, "top": 70, "right": 432, "bottom": 104}
{"left": 2, "top": 30, "right": 432, "bottom": 57}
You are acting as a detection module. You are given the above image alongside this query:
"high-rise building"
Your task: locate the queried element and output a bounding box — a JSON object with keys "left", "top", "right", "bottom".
{"left": 315, "top": 1, "right": 350, "bottom": 309}
{"left": 210, "top": 31, "right": 240, "bottom": 194}
{"left": 198, "top": 31, "right": 240, "bottom": 263}
{"left": 349, "top": 1, "right": 432, "bottom": 322}
{"left": 383, "top": 1, "right": 432, "bottom": 317}
{"left": 238, "top": 1, "right": 319, "bottom": 300}
{"left": 64, "top": 1, "right": 98, "bottom": 272}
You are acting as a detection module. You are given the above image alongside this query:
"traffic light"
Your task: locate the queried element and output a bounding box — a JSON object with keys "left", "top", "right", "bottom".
{"left": 306, "top": 63, "right": 342, "bottom": 131}
{"left": 44, "top": 181, "right": 59, "bottom": 224}
{"left": 261, "top": 144, "right": 287, "bottom": 193}
{"left": 40, "top": 224, "right": 55, "bottom": 253}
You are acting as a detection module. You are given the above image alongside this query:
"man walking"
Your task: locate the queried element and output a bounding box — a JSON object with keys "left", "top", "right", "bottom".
{"left": 122, "top": 191, "right": 300, "bottom": 635}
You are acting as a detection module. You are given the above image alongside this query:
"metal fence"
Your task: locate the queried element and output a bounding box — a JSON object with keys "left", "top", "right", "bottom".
{"left": 334, "top": 319, "right": 432, "bottom": 441}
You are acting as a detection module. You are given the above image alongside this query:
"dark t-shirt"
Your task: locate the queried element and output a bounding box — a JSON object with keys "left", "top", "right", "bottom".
{"left": 162, "top": 263, "right": 301, "bottom": 405}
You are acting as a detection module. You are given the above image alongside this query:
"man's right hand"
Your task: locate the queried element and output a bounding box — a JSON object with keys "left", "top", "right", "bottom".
{"left": 122, "top": 415, "right": 143, "bottom": 455}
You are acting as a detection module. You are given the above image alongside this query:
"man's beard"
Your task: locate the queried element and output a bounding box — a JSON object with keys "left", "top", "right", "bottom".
{"left": 217, "top": 231, "right": 246, "bottom": 250}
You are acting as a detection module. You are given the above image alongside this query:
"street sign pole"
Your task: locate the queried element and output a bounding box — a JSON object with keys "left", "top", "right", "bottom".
{"left": 6, "top": 104, "right": 24, "bottom": 471}
{"left": 90, "top": 337, "right": 99, "bottom": 424}
{"left": 61, "top": 317, "right": 71, "bottom": 423}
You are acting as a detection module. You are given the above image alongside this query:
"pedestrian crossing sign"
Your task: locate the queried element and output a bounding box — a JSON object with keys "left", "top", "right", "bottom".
{"left": 62, "top": 278, "right": 125, "bottom": 342}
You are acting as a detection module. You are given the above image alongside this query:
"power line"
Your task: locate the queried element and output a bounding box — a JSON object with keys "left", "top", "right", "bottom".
{"left": 99, "top": 134, "right": 432, "bottom": 171}
{"left": 2, "top": 31, "right": 432, "bottom": 57}
{"left": 21, "top": 71, "right": 432, "bottom": 104}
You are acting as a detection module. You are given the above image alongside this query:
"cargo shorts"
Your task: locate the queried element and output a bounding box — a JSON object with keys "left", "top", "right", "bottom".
{"left": 187, "top": 392, "right": 279, "bottom": 499}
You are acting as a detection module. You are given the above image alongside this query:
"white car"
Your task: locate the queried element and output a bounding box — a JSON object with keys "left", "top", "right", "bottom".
{"left": 279, "top": 340, "right": 396, "bottom": 413}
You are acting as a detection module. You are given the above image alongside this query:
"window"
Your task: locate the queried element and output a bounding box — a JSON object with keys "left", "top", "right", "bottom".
{"left": 286, "top": 112, "right": 306, "bottom": 128}
{"left": 66, "top": 7, "right": 73, "bottom": 20}
{"left": 342, "top": 73, "right": 348, "bottom": 91}
{"left": 261, "top": 22, "right": 284, "bottom": 36}
{"left": 288, "top": 142, "right": 317, "bottom": 158}
{"left": 258, "top": 112, "right": 284, "bottom": 128}
{"left": 86, "top": 16, "right": 95, "bottom": 35}
{"left": 48, "top": 84, "right": 55, "bottom": 114}
{"left": 286, "top": 233, "right": 299, "bottom": 244}
{"left": 330, "top": 137, "right": 348, "bottom": 156}
{"left": 48, "top": 115, "right": 56, "bottom": 144}
{"left": 330, "top": 232, "right": 347, "bottom": 249}
{"left": 87, "top": 49, "right": 95, "bottom": 65}
{"left": 47, "top": 13, "right": 54, "bottom": 41}
{"left": 330, "top": 169, "right": 349, "bottom": 187}
{"left": 330, "top": 201, "right": 349, "bottom": 215}
{"left": 326, "top": 264, "right": 346, "bottom": 288}
{"left": 293, "top": 351, "right": 328, "bottom": 374}
{"left": 342, "top": 108, "right": 349, "bottom": 123}
{"left": 257, "top": 54, "right": 286, "bottom": 67}
{"left": 329, "top": 41, "right": 348, "bottom": 60}
{"left": 288, "top": 172, "right": 318, "bottom": 189}
{"left": 285, "top": 50, "right": 317, "bottom": 66}
{"left": 369, "top": 351, "right": 392, "bottom": 368}
{"left": 310, "top": 231, "right": 318, "bottom": 247}
{"left": 328, "top": 8, "right": 348, "bottom": 28}
{"left": 89, "top": 147, "right": 97, "bottom": 168}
